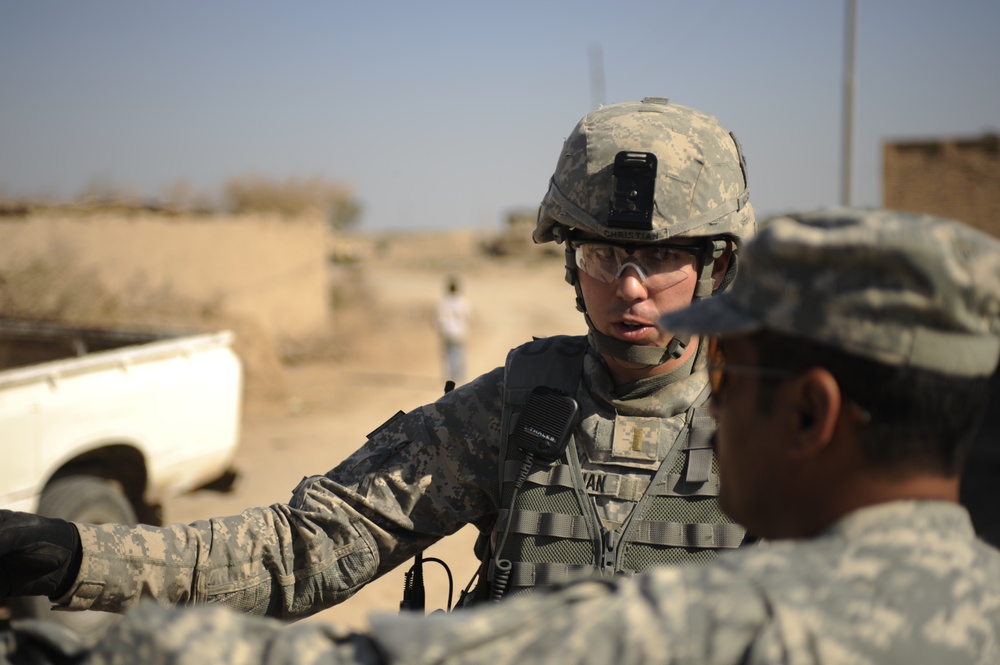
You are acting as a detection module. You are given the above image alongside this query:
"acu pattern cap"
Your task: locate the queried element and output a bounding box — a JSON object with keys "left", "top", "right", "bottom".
{"left": 658, "top": 207, "right": 1000, "bottom": 377}
{"left": 534, "top": 97, "right": 754, "bottom": 244}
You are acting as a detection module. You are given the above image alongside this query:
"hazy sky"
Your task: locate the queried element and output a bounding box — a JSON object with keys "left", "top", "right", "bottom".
{"left": 2, "top": 1, "right": 997, "bottom": 232}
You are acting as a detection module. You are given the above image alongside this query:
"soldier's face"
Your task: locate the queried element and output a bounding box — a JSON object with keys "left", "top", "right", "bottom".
{"left": 578, "top": 245, "right": 701, "bottom": 349}
{"left": 708, "top": 335, "right": 794, "bottom": 538}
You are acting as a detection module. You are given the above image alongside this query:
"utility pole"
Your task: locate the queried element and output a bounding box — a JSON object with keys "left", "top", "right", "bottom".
{"left": 589, "top": 44, "right": 606, "bottom": 109}
{"left": 841, "top": 0, "right": 857, "bottom": 206}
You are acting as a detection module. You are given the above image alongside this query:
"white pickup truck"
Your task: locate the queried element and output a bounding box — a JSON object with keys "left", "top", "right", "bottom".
{"left": 0, "top": 318, "right": 243, "bottom": 640}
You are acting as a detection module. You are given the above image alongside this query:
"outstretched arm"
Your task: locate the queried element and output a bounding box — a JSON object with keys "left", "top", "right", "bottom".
{"left": 4, "top": 370, "right": 503, "bottom": 621}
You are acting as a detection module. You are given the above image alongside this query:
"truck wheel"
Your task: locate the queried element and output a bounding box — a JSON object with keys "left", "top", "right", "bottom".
{"left": 12, "top": 476, "right": 138, "bottom": 646}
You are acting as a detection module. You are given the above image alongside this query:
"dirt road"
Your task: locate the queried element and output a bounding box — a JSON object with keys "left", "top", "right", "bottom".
{"left": 163, "top": 238, "right": 587, "bottom": 630}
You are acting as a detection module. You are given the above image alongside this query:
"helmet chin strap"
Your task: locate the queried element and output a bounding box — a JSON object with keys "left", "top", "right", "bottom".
{"left": 562, "top": 237, "right": 728, "bottom": 369}
{"left": 587, "top": 328, "right": 688, "bottom": 366}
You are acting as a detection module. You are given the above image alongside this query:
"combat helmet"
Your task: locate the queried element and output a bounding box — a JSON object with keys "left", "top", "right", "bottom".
{"left": 536, "top": 97, "right": 756, "bottom": 366}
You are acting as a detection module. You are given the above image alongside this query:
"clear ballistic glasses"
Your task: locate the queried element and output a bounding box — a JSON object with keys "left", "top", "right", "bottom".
{"left": 572, "top": 241, "right": 702, "bottom": 290}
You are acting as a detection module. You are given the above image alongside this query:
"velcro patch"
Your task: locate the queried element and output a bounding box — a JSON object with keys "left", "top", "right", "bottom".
{"left": 611, "top": 415, "right": 661, "bottom": 461}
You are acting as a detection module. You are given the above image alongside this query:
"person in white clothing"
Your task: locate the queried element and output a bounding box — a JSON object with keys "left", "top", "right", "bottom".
{"left": 436, "top": 274, "right": 470, "bottom": 385}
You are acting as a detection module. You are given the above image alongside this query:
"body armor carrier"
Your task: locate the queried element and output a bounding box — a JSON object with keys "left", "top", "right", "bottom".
{"left": 470, "top": 335, "right": 745, "bottom": 602}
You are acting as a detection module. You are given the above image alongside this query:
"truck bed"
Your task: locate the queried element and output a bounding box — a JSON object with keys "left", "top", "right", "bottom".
{"left": 0, "top": 318, "right": 192, "bottom": 371}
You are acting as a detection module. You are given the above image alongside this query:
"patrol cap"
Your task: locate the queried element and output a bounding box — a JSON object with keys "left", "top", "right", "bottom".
{"left": 658, "top": 208, "right": 1000, "bottom": 377}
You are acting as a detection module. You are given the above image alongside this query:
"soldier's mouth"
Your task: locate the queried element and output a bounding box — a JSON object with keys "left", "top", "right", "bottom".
{"left": 614, "top": 321, "right": 654, "bottom": 340}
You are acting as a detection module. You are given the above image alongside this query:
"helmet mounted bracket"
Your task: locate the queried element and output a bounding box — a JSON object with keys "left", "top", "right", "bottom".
{"left": 608, "top": 151, "right": 657, "bottom": 230}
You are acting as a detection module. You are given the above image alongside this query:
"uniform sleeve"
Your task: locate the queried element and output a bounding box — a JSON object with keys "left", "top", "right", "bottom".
{"left": 83, "top": 601, "right": 386, "bottom": 665}
{"left": 58, "top": 368, "right": 505, "bottom": 619}
{"left": 83, "top": 563, "right": 770, "bottom": 665}
{"left": 365, "top": 562, "right": 770, "bottom": 665}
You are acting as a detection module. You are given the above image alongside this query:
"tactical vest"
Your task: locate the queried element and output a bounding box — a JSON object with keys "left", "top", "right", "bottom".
{"left": 472, "top": 335, "right": 745, "bottom": 601}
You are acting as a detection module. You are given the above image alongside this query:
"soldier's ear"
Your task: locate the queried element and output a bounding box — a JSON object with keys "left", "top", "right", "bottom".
{"left": 787, "top": 368, "right": 841, "bottom": 458}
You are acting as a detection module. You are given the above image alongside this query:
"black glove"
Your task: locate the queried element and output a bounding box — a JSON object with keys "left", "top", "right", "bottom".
{"left": 0, "top": 510, "right": 81, "bottom": 600}
{"left": 0, "top": 617, "right": 88, "bottom": 665}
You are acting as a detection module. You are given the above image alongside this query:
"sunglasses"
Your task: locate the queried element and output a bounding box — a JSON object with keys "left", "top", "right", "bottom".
{"left": 706, "top": 338, "right": 873, "bottom": 423}
{"left": 706, "top": 337, "right": 793, "bottom": 396}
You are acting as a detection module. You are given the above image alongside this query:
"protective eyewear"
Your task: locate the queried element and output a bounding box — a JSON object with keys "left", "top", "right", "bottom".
{"left": 706, "top": 338, "right": 873, "bottom": 423}
{"left": 572, "top": 241, "right": 702, "bottom": 289}
{"left": 706, "top": 337, "right": 792, "bottom": 396}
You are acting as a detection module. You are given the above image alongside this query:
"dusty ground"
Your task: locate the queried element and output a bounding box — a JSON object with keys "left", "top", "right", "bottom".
{"left": 163, "top": 231, "right": 588, "bottom": 630}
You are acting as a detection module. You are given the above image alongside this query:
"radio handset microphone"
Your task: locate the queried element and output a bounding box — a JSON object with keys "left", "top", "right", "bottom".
{"left": 490, "top": 386, "right": 580, "bottom": 602}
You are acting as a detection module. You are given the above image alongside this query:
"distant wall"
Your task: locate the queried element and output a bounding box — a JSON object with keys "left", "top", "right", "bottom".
{"left": 0, "top": 212, "right": 330, "bottom": 343}
{"left": 883, "top": 134, "right": 1000, "bottom": 237}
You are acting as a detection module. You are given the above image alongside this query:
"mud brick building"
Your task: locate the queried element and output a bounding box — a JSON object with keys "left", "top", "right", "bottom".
{"left": 883, "top": 133, "right": 1000, "bottom": 238}
{"left": 886, "top": 133, "right": 1000, "bottom": 547}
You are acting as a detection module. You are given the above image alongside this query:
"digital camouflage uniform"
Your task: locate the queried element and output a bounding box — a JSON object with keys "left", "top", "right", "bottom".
{"left": 78, "top": 208, "right": 1000, "bottom": 664}
{"left": 53, "top": 97, "right": 756, "bottom": 617}
{"left": 58, "top": 342, "right": 717, "bottom": 616}
{"left": 83, "top": 502, "right": 1000, "bottom": 665}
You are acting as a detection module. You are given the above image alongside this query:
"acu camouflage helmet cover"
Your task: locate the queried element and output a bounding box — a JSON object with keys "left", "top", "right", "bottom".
{"left": 535, "top": 97, "right": 755, "bottom": 245}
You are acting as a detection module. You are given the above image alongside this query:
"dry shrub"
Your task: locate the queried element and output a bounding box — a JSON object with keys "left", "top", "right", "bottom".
{"left": 0, "top": 244, "right": 117, "bottom": 322}
{"left": 158, "top": 179, "right": 218, "bottom": 214}
{"left": 3, "top": 175, "right": 361, "bottom": 227}
{"left": 223, "top": 174, "right": 361, "bottom": 230}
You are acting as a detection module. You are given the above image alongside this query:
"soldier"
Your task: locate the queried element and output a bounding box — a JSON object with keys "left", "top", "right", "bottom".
{"left": 80, "top": 207, "right": 1000, "bottom": 664}
{"left": 0, "top": 98, "right": 754, "bottom": 619}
